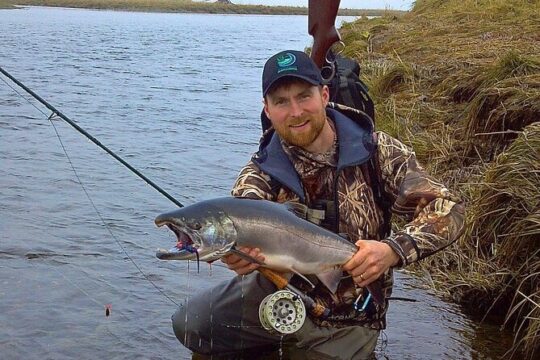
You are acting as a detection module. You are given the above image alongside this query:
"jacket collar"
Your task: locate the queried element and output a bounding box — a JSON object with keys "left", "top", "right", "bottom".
{"left": 253, "top": 106, "right": 375, "bottom": 201}
{"left": 330, "top": 105, "right": 375, "bottom": 170}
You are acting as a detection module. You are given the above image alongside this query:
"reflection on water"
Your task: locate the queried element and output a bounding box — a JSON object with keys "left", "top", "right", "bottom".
{"left": 0, "top": 6, "right": 512, "bottom": 360}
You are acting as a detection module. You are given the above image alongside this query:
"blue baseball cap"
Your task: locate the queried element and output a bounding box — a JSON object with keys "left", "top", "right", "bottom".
{"left": 262, "top": 50, "right": 323, "bottom": 96}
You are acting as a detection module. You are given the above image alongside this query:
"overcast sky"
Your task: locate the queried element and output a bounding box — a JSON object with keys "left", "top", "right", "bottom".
{"left": 229, "top": 1, "right": 415, "bottom": 11}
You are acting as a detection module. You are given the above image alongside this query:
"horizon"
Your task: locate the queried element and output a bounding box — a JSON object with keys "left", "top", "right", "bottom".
{"left": 203, "top": 1, "right": 415, "bottom": 11}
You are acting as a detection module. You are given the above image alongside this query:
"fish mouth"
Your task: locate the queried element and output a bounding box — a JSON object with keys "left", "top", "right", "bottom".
{"left": 155, "top": 222, "right": 199, "bottom": 260}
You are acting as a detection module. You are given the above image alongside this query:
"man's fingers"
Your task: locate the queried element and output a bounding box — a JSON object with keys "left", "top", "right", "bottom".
{"left": 221, "top": 253, "right": 242, "bottom": 266}
{"left": 345, "top": 240, "right": 393, "bottom": 286}
{"left": 235, "top": 262, "right": 260, "bottom": 275}
{"left": 343, "top": 242, "right": 366, "bottom": 272}
{"left": 221, "top": 246, "right": 264, "bottom": 275}
{"left": 353, "top": 270, "right": 377, "bottom": 286}
{"left": 246, "top": 247, "right": 264, "bottom": 259}
{"left": 347, "top": 262, "right": 369, "bottom": 279}
{"left": 228, "top": 257, "right": 253, "bottom": 270}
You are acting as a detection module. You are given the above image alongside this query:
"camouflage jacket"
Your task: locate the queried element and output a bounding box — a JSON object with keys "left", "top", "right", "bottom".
{"left": 231, "top": 106, "right": 465, "bottom": 330}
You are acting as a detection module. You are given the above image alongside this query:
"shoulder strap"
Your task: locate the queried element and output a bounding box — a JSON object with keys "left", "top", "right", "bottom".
{"left": 363, "top": 133, "right": 392, "bottom": 239}
{"left": 338, "top": 68, "right": 357, "bottom": 110}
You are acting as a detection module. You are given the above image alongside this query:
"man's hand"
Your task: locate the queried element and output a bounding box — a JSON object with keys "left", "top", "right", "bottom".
{"left": 343, "top": 240, "right": 400, "bottom": 287}
{"left": 221, "top": 246, "right": 265, "bottom": 276}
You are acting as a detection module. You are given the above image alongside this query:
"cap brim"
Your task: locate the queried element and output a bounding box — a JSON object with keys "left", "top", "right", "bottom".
{"left": 263, "top": 74, "right": 321, "bottom": 96}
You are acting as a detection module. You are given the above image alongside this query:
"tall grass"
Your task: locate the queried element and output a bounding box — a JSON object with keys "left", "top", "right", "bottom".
{"left": 339, "top": 0, "right": 539, "bottom": 357}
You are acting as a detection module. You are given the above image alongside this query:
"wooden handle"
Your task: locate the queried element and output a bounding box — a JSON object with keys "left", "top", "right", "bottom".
{"left": 308, "top": 0, "right": 341, "bottom": 68}
{"left": 258, "top": 267, "right": 289, "bottom": 289}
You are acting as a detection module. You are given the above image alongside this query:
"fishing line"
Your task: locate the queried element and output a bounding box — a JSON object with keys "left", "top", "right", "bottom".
{"left": 47, "top": 113, "right": 180, "bottom": 307}
{"left": 0, "top": 70, "right": 51, "bottom": 119}
{"left": 0, "top": 67, "right": 180, "bottom": 307}
{"left": 0, "top": 66, "right": 183, "bottom": 208}
{"left": 25, "top": 258, "right": 174, "bottom": 349}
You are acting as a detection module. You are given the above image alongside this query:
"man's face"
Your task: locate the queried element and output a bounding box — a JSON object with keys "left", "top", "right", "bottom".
{"left": 264, "top": 80, "right": 329, "bottom": 149}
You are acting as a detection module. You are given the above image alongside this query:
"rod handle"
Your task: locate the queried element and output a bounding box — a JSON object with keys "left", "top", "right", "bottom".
{"left": 258, "top": 267, "right": 289, "bottom": 289}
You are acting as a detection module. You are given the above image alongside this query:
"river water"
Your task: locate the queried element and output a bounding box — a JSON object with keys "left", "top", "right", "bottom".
{"left": 0, "top": 6, "right": 513, "bottom": 360}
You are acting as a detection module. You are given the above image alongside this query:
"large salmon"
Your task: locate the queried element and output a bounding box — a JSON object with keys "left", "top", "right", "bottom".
{"left": 155, "top": 197, "right": 384, "bottom": 304}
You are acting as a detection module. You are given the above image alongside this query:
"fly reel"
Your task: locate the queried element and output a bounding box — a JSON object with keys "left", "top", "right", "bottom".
{"left": 258, "top": 290, "right": 306, "bottom": 335}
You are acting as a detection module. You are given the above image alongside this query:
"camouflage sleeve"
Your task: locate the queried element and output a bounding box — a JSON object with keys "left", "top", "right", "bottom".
{"left": 376, "top": 132, "right": 466, "bottom": 267}
{"left": 231, "top": 160, "right": 276, "bottom": 201}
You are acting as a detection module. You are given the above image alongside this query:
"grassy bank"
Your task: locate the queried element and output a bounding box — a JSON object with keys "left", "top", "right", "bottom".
{"left": 0, "top": 0, "right": 16, "bottom": 8}
{"left": 337, "top": 0, "right": 539, "bottom": 357}
{"left": 4, "top": 0, "right": 402, "bottom": 16}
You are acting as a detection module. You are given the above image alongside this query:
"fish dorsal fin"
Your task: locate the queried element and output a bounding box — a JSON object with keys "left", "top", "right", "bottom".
{"left": 229, "top": 248, "right": 264, "bottom": 266}
{"left": 283, "top": 201, "right": 308, "bottom": 219}
{"left": 316, "top": 268, "right": 344, "bottom": 294}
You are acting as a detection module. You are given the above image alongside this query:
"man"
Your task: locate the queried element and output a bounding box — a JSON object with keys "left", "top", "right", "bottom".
{"left": 172, "top": 50, "right": 465, "bottom": 359}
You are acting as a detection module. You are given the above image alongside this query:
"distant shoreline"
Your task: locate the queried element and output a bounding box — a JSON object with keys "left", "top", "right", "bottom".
{"left": 0, "top": 0, "right": 404, "bottom": 16}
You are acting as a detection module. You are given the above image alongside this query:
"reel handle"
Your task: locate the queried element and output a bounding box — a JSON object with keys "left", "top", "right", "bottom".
{"left": 258, "top": 267, "right": 330, "bottom": 319}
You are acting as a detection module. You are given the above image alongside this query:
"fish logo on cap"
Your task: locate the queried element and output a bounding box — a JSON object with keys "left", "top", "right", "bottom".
{"left": 276, "top": 52, "right": 297, "bottom": 73}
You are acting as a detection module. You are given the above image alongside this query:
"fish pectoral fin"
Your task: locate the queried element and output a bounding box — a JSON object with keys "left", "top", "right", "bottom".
{"left": 290, "top": 269, "right": 316, "bottom": 289}
{"left": 229, "top": 248, "right": 264, "bottom": 265}
{"left": 316, "top": 269, "right": 344, "bottom": 294}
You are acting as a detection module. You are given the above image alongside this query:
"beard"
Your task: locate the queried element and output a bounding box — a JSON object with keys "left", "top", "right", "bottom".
{"left": 274, "top": 110, "right": 327, "bottom": 149}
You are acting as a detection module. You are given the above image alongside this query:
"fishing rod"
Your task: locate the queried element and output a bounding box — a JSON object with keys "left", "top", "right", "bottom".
{"left": 0, "top": 66, "right": 183, "bottom": 208}
{"left": 1, "top": 66, "right": 344, "bottom": 319}
{"left": 1, "top": 65, "right": 186, "bottom": 307}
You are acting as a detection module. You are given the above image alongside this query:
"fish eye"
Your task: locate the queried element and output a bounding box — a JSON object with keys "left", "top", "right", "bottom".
{"left": 191, "top": 222, "right": 202, "bottom": 230}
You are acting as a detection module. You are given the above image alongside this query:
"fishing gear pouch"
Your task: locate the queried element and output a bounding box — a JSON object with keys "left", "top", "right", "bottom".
{"left": 322, "top": 50, "right": 375, "bottom": 122}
